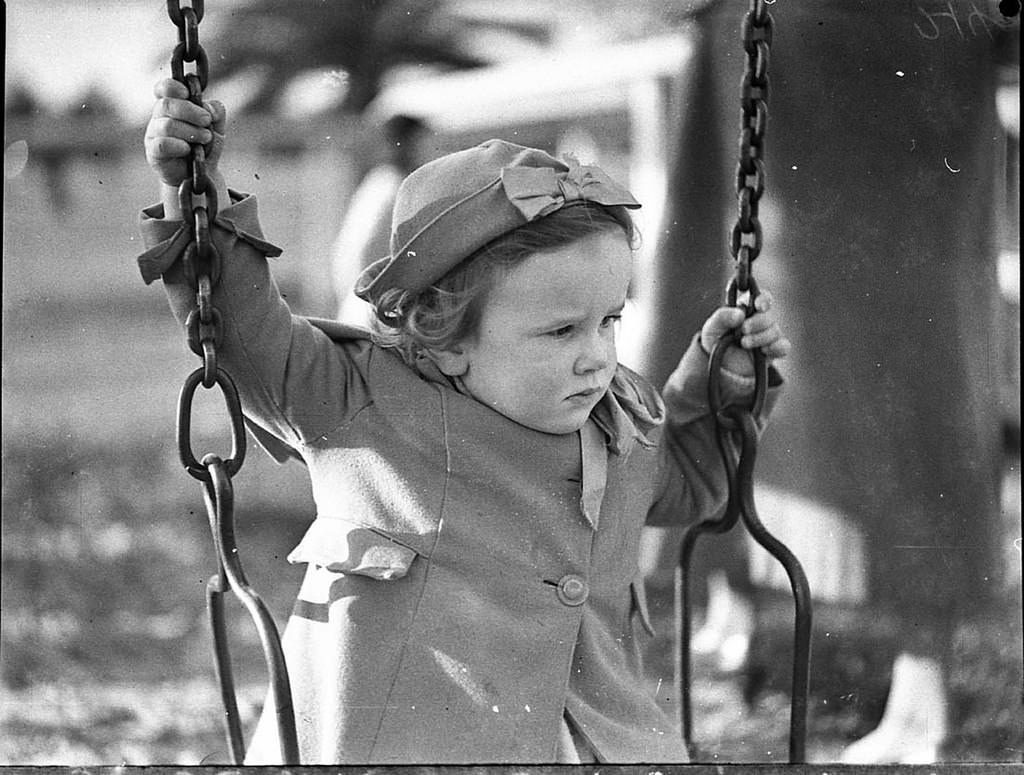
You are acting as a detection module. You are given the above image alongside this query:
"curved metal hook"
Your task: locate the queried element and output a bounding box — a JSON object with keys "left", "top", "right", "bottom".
{"left": 730, "top": 409, "right": 812, "bottom": 762}
{"left": 201, "top": 455, "right": 300, "bottom": 764}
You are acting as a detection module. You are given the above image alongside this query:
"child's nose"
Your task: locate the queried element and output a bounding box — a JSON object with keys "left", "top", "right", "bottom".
{"left": 574, "top": 332, "right": 613, "bottom": 375}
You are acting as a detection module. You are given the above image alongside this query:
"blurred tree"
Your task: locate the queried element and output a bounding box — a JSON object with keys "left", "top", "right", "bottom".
{"left": 202, "top": 0, "right": 552, "bottom": 114}
{"left": 197, "top": 0, "right": 705, "bottom": 116}
{"left": 69, "top": 86, "right": 121, "bottom": 118}
{"left": 4, "top": 81, "right": 42, "bottom": 118}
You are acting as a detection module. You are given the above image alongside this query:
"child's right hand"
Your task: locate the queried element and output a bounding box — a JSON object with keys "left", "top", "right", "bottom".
{"left": 144, "top": 77, "right": 225, "bottom": 189}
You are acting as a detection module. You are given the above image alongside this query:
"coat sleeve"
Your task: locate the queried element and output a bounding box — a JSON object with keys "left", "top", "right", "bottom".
{"left": 137, "top": 191, "right": 374, "bottom": 458}
{"left": 645, "top": 333, "right": 783, "bottom": 527}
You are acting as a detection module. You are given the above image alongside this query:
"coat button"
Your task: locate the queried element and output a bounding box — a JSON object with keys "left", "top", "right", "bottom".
{"left": 556, "top": 574, "right": 589, "bottom": 606}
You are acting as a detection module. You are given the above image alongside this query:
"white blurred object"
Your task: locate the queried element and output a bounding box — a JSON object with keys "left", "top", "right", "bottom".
{"left": 691, "top": 570, "right": 754, "bottom": 673}
{"left": 365, "top": 33, "right": 692, "bottom": 133}
{"left": 747, "top": 486, "right": 868, "bottom": 605}
{"left": 331, "top": 165, "right": 404, "bottom": 325}
{"left": 996, "top": 79, "right": 1019, "bottom": 139}
{"left": 840, "top": 652, "right": 948, "bottom": 764}
{"left": 275, "top": 67, "right": 350, "bottom": 117}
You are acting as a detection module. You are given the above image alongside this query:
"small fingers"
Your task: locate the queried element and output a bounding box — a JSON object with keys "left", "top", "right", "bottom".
{"left": 738, "top": 325, "right": 768, "bottom": 350}
{"left": 151, "top": 77, "right": 212, "bottom": 130}
{"left": 738, "top": 305, "right": 789, "bottom": 359}
{"left": 761, "top": 334, "right": 791, "bottom": 360}
{"left": 740, "top": 310, "right": 774, "bottom": 337}
{"left": 146, "top": 116, "right": 214, "bottom": 148}
{"left": 703, "top": 289, "right": 788, "bottom": 360}
{"left": 151, "top": 95, "right": 213, "bottom": 129}
{"left": 203, "top": 100, "right": 227, "bottom": 134}
{"left": 736, "top": 325, "right": 790, "bottom": 362}
{"left": 753, "top": 290, "right": 774, "bottom": 313}
{"left": 717, "top": 307, "right": 747, "bottom": 330}
{"left": 145, "top": 134, "right": 192, "bottom": 164}
{"left": 739, "top": 324, "right": 786, "bottom": 351}
{"left": 153, "top": 77, "right": 189, "bottom": 100}
{"left": 700, "top": 306, "right": 744, "bottom": 354}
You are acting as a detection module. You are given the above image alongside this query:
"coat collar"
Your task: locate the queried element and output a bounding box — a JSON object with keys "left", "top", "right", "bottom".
{"left": 591, "top": 363, "right": 664, "bottom": 457}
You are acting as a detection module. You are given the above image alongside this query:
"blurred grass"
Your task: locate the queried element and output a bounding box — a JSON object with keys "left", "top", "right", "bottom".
{"left": 741, "top": 595, "right": 1024, "bottom": 762}
{"left": 0, "top": 425, "right": 310, "bottom": 765}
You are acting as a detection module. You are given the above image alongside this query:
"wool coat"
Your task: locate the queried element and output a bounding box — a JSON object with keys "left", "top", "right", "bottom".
{"left": 138, "top": 192, "right": 778, "bottom": 764}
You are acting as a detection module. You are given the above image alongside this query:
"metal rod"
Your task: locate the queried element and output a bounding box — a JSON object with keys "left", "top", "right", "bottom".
{"left": 202, "top": 456, "right": 300, "bottom": 763}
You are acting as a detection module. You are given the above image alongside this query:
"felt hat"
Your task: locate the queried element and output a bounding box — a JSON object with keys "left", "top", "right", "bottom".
{"left": 354, "top": 139, "right": 640, "bottom": 320}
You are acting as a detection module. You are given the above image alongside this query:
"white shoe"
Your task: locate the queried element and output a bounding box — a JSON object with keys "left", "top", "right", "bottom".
{"left": 716, "top": 633, "right": 751, "bottom": 674}
{"left": 839, "top": 653, "right": 948, "bottom": 764}
{"left": 692, "top": 571, "right": 733, "bottom": 654}
{"left": 690, "top": 572, "right": 754, "bottom": 672}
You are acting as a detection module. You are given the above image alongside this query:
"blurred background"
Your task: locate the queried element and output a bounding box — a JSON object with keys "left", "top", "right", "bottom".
{"left": 3, "top": 0, "right": 1021, "bottom": 765}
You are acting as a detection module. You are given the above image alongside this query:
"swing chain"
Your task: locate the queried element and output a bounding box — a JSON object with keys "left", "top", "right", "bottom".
{"left": 168, "top": 0, "right": 234, "bottom": 477}
{"left": 715, "top": 0, "right": 774, "bottom": 423}
{"left": 679, "top": 0, "right": 813, "bottom": 765}
{"left": 730, "top": 0, "right": 773, "bottom": 308}
{"left": 168, "top": 0, "right": 221, "bottom": 388}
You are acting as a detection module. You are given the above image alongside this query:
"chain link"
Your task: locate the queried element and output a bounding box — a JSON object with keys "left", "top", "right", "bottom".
{"left": 731, "top": 0, "right": 773, "bottom": 300}
{"left": 164, "top": 3, "right": 299, "bottom": 763}
{"left": 166, "top": 0, "right": 228, "bottom": 447}
{"left": 168, "top": 0, "right": 219, "bottom": 386}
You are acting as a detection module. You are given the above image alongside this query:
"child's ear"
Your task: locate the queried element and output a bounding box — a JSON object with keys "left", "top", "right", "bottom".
{"left": 427, "top": 346, "right": 469, "bottom": 376}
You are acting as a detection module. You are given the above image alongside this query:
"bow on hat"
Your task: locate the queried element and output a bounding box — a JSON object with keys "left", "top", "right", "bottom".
{"left": 500, "top": 155, "right": 639, "bottom": 221}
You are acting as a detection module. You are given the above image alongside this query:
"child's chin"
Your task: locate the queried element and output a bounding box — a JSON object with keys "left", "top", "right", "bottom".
{"left": 527, "top": 411, "right": 591, "bottom": 436}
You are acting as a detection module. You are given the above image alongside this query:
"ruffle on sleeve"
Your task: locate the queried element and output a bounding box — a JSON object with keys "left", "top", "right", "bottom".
{"left": 136, "top": 190, "right": 283, "bottom": 284}
{"left": 287, "top": 516, "right": 418, "bottom": 581}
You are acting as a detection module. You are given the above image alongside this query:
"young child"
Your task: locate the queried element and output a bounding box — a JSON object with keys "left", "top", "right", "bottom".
{"left": 140, "top": 78, "right": 789, "bottom": 764}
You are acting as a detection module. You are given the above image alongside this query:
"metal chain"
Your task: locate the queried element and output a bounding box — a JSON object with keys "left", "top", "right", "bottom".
{"left": 678, "top": 0, "right": 812, "bottom": 764}
{"left": 168, "top": 0, "right": 221, "bottom": 387}
{"left": 730, "top": 0, "right": 773, "bottom": 312}
{"left": 165, "top": 2, "right": 299, "bottom": 763}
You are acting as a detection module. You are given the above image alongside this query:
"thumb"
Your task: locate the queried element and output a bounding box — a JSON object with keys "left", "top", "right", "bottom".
{"left": 700, "top": 306, "right": 745, "bottom": 353}
{"left": 202, "top": 100, "right": 227, "bottom": 166}
{"left": 204, "top": 99, "right": 227, "bottom": 134}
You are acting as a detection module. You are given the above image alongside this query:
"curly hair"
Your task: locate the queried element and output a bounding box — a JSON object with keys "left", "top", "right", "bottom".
{"left": 370, "top": 202, "right": 639, "bottom": 364}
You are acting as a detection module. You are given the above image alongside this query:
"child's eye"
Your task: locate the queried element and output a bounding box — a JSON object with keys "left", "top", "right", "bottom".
{"left": 548, "top": 325, "right": 574, "bottom": 338}
{"left": 601, "top": 314, "right": 623, "bottom": 328}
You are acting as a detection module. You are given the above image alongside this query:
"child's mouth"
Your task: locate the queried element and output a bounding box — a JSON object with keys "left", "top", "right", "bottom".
{"left": 568, "top": 386, "right": 603, "bottom": 401}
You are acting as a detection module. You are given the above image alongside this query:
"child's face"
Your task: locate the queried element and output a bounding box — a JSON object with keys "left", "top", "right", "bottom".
{"left": 442, "top": 230, "right": 633, "bottom": 435}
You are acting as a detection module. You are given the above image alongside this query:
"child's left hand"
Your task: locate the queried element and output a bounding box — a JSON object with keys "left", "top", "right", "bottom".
{"left": 700, "top": 290, "right": 790, "bottom": 378}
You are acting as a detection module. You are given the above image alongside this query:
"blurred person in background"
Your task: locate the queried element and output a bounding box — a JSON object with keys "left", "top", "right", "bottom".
{"left": 642, "top": 0, "right": 1019, "bottom": 763}
{"left": 332, "top": 113, "right": 428, "bottom": 325}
